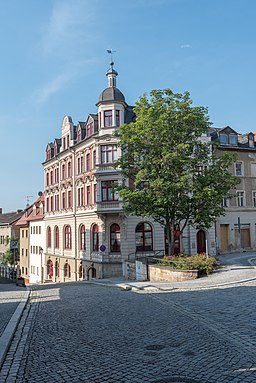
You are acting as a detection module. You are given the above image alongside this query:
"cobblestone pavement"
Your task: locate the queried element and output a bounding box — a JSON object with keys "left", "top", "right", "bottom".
{"left": 0, "top": 280, "right": 27, "bottom": 338}
{"left": 1, "top": 279, "right": 256, "bottom": 383}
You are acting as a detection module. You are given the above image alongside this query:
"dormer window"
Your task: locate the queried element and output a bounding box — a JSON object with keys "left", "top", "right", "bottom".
{"left": 249, "top": 133, "right": 254, "bottom": 148}
{"left": 46, "top": 149, "right": 51, "bottom": 160}
{"left": 229, "top": 135, "right": 237, "bottom": 145}
{"left": 67, "top": 135, "right": 70, "bottom": 148}
{"left": 86, "top": 122, "right": 93, "bottom": 137}
{"left": 77, "top": 130, "right": 81, "bottom": 142}
{"left": 220, "top": 134, "right": 228, "bottom": 144}
{"left": 104, "top": 110, "right": 112, "bottom": 127}
{"left": 63, "top": 137, "right": 66, "bottom": 150}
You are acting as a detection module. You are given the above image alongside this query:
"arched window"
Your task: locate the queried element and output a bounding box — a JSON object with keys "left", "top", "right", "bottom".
{"left": 64, "top": 225, "right": 72, "bottom": 249}
{"left": 79, "top": 225, "right": 86, "bottom": 250}
{"left": 54, "top": 226, "right": 59, "bottom": 249}
{"left": 47, "top": 227, "right": 51, "bottom": 248}
{"left": 92, "top": 224, "right": 99, "bottom": 251}
{"left": 55, "top": 260, "right": 59, "bottom": 278}
{"left": 110, "top": 224, "right": 121, "bottom": 252}
{"left": 135, "top": 222, "right": 153, "bottom": 251}
{"left": 64, "top": 262, "right": 71, "bottom": 278}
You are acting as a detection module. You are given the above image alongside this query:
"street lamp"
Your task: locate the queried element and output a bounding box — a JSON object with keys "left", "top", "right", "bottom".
{"left": 39, "top": 247, "right": 44, "bottom": 283}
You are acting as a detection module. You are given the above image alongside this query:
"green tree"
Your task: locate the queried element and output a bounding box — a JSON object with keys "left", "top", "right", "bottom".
{"left": 1, "top": 249, "right": 15, "bottom": 265}
{"left": 115, "top": 89, "right": 239, "bottom": 255}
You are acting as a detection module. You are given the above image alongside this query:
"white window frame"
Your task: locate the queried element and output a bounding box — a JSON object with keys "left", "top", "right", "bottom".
{"left": 252, "top": 191, "right": 256, "bottom": 207}
{"left": 236, "top": 190, "right": 245, "bottom": 207}
{"left": 235, "top": 161, "right": 243, "bottom": 176}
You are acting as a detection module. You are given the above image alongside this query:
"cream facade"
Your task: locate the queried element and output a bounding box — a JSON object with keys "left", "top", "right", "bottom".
{"left": 43, "top": 63, "right": 216, "bottom": 283}
{"left": 212, "top": 127, "right": 256, "bottom": 253}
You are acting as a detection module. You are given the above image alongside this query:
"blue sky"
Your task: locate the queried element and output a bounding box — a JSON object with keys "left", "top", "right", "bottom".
{"left": 1, "top": 0, "right": 256, "bottom": 211}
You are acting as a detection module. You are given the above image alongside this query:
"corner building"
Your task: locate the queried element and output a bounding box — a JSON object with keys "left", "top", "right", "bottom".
{"left": 43, "top": 63, "right": 216, "bottom": 282}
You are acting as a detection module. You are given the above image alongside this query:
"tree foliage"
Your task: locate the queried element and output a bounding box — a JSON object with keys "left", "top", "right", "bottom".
{"left": 115, "top": 89, "right": 239, "bottom": 254}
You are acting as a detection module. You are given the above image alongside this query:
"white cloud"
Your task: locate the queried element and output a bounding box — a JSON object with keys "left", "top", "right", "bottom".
{"left": 36, "top": 72, "right": 71, "bottom": 104}
{"left": 41, "top": 0, "right": 94, "bottom": 56}
{"left": 181, "top": 44, "right": 192, "bottom": 49}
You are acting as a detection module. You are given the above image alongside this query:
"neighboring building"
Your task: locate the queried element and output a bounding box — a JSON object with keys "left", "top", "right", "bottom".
{"left": 26, "top": 195, "right": 45, "bottom": 284}
{"left": 43, "top": 62, "right": 216, "bottom": 282}
{"left": 0, "top": 209, "right": 24, "bottom": 263}
{"left": 211, "top": 126, "right": 256, "bottom": 253}
{"left": 15, "top": 205, "right": 33, "bottom": 283}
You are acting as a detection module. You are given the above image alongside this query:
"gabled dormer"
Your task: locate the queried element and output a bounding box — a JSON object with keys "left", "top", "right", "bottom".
{"left": 248, "top": 132, "right": 255, "bottom": 148}
{"left": 85, "top": 114, "right": 98, "bottom": 138}
{"left": 45, "top": 143, "right": 54, "bottom": 161}
{"left": 53, "top": 138, "right": 61, "bottom": 156}
{"left": 218, "top": 126, "right": 238, "bottom": 146}
{"left": 76, "top": 122, "right": 86, "bottom": 143}
{"left": 61, "top": 116, "right": 74, "bottom": 152}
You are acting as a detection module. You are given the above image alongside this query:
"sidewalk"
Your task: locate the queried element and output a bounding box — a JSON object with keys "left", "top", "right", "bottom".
{"left": 85, "top": 252, "right": 256, "bottom": 292}
{"left": 0, "top": 279, "right": 29, "bottom": 369}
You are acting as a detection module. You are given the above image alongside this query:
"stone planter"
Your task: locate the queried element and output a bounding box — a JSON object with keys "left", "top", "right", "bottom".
{"left": 148, "top": 264, "right": 198, "bottom": 282}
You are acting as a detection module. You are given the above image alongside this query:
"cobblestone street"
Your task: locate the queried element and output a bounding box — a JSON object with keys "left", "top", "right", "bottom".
{"left": 1, "top": 277, "right": 256, "bottom": 383}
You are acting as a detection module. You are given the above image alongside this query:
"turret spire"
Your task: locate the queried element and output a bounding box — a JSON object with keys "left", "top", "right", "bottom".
{"left": 106, "top": 49, "right": 118, "bottom": 87}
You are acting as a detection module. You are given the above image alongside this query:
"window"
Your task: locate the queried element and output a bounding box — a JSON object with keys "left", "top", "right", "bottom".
{"left": 26, "top": 249, "right": 28, "bottom": 257}
{"left": 22, "top": 248, "right": 24, "bottom": 256}
{"left": 110, "top": 224, "right": 121, "bottom": 252}
{"left": 135, "top": 222, "right": 153, "bottom": 251}
{"left": 81, "top": 156, "right": 84, "bottom": 173}
{"left": 93, "top": 184, "right": 97, "bottom": 204}
{"left": 101, "top": 145, "right": 117, "bottom": 163}
{"left": 251, "top": 163, "right": 256, "bottom": 177}
{"left": 63, "top": 137, "right": 66, "bottom": 150}
{"left": 221, "top": 197, "right": 229, "bottom": 208}
{"left": 104, "top": 111, "right": 112, "bottom": 127}
{"left": 67, "top": 162, "right": 72, "bottom": 178}
{"left": 92, "top": 224, "right": 99, "bottom": 251}
{"left": 229, "top": 135, "right": 237, "bottom": 145}
{"left": 90, "top": 151, "right": 95, "bottom": 171}
{"left": 54, "top": 226, "right": 59, "bottom": 248}
{"left": 79, "top": 225, "right": 86, "bottom": 250}
{"left": 46, "top": 149, "right": 51, "bottom": 160}
{"left": 77, "top": 129, "right": 81, "bottom": 142}
{"left": 55, "top": 195, "right": 59, "bottom": 211}
{"left": 55, "top": 168, "right": 59, "bottom": 183}
{"left": 64, "top": 225, "right": 72, "bottom": 249}
{"left": 62, "top": 164, "right": 65, "bottom": 180}
{"left": 67, "top": 134, "right": 70, "bottom": 148}
{"left": 86, "top": 153, "right": 90, "bottom": 171}
{"left": 50, "top": 171, "right": 53, "bottom": 184}
{"left": 68, "top": 190, "right": 72, "bottom": 208}
{"left": 87, "top": 186, "right": 91, "bottom": 205}
{"left": 22, "top": 230, "right": 24, "bottom": 238}
{"left": 46, "top": 173, "right": 49, "bottom": 186}
{"left": 235, "top": 162, "right": 243, "bottom": 176}
{"left": 86, "top": 153, "right": 91, "bottom": 172}
{"left": 237, "top": 191, "right": 245, "bottom": 207}
{"left": 46, "top": 197, "right": 49, "bottom": 212}
{"left": 101, "top": 180, "right": 118, "bottom": 201}
{"left": 62, "top": 192, "right": 66, "bottom": 209}
{"left": 253, "top": 191, "right": 256, "bottom": 207}
{"left": 50, "top": 196, "right": 53, "bottom": 211}
{"left": 64, "top": 262, "right": 71, "bottom": 278}
{"left": 220, "top": 134, "right": 228, "bottom": 144}
{"left": 47, "top": 227, "right": 51, "bottom": 248}
{"left": 87, "top": 122, "right": 94, "bottom": 136}
{"left": 78, "top": 187, "right": 84, "bottom": 206}
{"left": 116, "top": 110, "right": 120, "bottom": 127}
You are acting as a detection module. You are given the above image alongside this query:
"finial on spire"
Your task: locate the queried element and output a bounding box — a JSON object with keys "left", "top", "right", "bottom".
{"left": 107, "top": 49, "right": 116, "bottom": 68}
{"left": 106, "top": 49, "right": 118, "bottom": 87}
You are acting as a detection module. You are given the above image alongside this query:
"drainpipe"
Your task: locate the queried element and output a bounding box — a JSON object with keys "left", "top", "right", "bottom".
{"left": 70, "top": 147, "right": 78, "bottom": 281}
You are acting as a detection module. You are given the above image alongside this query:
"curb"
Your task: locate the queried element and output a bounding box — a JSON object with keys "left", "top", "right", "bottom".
{"left": 0, "top": 287, "right": 30, "bottom": 369}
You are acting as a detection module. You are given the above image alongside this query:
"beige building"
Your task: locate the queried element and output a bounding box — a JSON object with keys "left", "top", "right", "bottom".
{"left": 15, "top": 206, "right": 32, "bottom": 283}
{"left": 0, "top": 209, "right": 23, "bottom": 264}
{"left": 211, "top": 126, "right": 256, "bottom": 253}
{"left": 42, "top": 62, "right": 216, "bottom": 283}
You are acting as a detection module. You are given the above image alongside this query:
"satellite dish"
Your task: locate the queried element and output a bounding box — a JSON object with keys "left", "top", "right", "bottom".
{"left": 38, "top": 191, "right": 43, "bottom": 196}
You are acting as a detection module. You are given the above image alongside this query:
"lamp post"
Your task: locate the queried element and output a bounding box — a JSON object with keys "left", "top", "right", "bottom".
{"left": 39, "top": 247, "right": 44, "bottom": 283}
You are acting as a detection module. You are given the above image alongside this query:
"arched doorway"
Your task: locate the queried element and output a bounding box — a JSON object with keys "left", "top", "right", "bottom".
{"left": 197, "top": 230, "right": 206, "bottom": 254}
{"left": 47, "top": 260, "right": 53, "bottom": 280}
{"left": 79, "top": 265, "right": 85, "bottom": 279}
{"left": 87, "top": 267, "right": 97, "bottom": 279}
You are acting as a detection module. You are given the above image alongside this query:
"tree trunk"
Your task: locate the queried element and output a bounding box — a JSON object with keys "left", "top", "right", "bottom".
{"left": 166, "top": 220, "right": 175, "bottom": 256}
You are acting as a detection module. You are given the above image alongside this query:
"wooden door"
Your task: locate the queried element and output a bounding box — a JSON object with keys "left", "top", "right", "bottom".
{"left": 197, "top": 230, "right": 206, "bottom": 254}
{"left": 220, "top": 224, "right": 229, "bottom": 251}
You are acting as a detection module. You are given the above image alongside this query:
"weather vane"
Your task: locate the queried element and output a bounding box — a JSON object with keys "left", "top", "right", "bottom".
{"left": 107, "top": 49, "right": 116, "bottom": 64}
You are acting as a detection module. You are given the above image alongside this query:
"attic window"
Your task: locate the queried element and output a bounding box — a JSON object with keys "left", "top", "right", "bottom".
{"left": 87, "top": 122, "right": 93, "bottom": 136}
{"left": 220, "top": 134, "right": 228, "bottom": 144}
{"left": 46, "top": 149, "right": 51, "bottom": 160}
{"left": 229, "top": 135, "right": 237, "bottom": 145}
